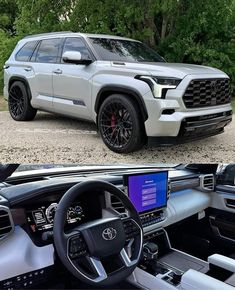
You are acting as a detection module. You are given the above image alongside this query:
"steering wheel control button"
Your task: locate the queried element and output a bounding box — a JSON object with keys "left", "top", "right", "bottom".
{"left": 123, "top": 219, "right": 140, "bottom": 239}
{"left": 69, "top": 235, "right": 87, "bottom": 259}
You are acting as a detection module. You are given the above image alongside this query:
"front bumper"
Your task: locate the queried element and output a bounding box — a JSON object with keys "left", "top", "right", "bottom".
{"left": 143, "top": 76, "right": 233, "bottom": 139}
{"left": 148, "top": 110, "right": 232, "bottom": 145}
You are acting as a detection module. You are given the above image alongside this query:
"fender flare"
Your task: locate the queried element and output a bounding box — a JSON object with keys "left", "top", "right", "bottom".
{"left": 8, "top": 76, "right": 33, "bottom": 100}
{"left": 95, "top": 85, "right": 148, "bottom": 121}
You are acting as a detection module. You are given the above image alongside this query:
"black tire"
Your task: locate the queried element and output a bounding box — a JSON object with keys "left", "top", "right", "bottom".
{"left": 8, "top": 81, "right": 37, "bottom": 121}
{"left": 98, "top": 94, "right": 146, "bottom": 153}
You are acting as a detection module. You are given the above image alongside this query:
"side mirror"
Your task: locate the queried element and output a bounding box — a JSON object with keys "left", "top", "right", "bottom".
{"left": 62, "top": 51, "right": 92, "bottom": 65}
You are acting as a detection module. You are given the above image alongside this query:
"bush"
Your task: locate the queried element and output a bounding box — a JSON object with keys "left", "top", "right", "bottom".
{"left": 0, "top": 30, "right": 19, "bottom": 92}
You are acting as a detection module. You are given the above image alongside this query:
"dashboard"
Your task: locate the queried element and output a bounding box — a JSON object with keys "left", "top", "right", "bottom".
{"left": 0, "top": 167, "right": 217, "bottom": 289}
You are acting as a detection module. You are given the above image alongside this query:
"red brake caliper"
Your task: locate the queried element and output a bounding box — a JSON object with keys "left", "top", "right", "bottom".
{"left": 111, "top": 114, "right": 116, "bottom": 132}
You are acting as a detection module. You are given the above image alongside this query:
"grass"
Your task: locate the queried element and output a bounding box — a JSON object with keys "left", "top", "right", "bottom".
{"left": 0, "top": 95, "right": 234, "bottom": 113}
{"left": 0, "top": 95, "right": 8, "bottom": 111}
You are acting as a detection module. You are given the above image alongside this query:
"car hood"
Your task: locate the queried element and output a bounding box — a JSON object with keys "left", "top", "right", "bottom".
{"left": 111, "top": 62, "right": 227, "bottom": 79}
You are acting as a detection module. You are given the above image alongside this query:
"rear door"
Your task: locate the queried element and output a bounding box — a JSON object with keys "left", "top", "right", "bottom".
{"left": 30, "top": 38, "right": 63, "bottom": 110}
{"left": 52, "top": 37, "right": 95, "bottom": 120}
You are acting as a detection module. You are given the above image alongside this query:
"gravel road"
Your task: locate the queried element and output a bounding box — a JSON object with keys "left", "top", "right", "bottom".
{"left": 0, "top": 111, "right": 234, "bottom": 164}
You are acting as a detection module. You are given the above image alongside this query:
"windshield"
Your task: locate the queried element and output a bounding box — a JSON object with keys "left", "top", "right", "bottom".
{"left": 89, "top": 38, "right": 165, "bottom": 63}
{"left": 15, "top": 163, "right": 175, "bottom": 172}
{"left": 5, "top": 163, "right": 176, "bottom": 179}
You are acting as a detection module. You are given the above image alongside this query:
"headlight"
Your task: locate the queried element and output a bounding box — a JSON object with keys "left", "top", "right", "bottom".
{"left": 136, "top": 76, "right": 182, "bottom": 98}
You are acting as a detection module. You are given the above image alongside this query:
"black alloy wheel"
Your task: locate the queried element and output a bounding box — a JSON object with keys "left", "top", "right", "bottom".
{"left": 98, "top": 94, "right": 145, "bottom": 153}
{"left": 8, "top": 81, "right": 37, "bottom": 121}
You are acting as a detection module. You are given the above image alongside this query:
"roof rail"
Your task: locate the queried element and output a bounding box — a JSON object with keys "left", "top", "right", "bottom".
{"left": 23, "top": 31, "right": 73, "bottom": 39}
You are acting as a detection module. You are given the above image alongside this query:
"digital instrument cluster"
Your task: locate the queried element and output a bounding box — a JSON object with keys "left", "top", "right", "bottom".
{"left": 26, "top": 203, "right": 85, "bottom": 232}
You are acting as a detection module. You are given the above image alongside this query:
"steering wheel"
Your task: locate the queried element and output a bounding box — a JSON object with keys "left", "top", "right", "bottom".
{"left": 53, "top": 180, "right": 143, "bottom": 286}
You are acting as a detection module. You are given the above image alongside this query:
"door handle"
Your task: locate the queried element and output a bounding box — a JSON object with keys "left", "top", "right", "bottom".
{"left": 53, "top": 69, "right": 63, "bottom": 75}
{"left": 24, "top": 67, "right": 32, "bottom": 72}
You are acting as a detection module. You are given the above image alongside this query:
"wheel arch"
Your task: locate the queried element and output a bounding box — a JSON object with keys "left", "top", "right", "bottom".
{"left": 8, "top": 76, "right": 32, "bottom": 100}
{"left": 95, "top": 86, "right": 148, "bottom": 123}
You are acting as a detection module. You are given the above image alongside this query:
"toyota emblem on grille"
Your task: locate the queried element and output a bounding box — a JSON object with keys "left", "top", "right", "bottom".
{"left": 102, "top": 227, "right": 117, "bottom": 241}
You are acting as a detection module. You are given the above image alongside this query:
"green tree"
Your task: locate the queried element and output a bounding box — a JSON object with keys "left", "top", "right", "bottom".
{"left": 0, "top": 0, "right": 18, "bottom": 90}
{"left": 0, "top": 31, "right": 19, "bottom": 90}
{"left": 15, "top": 0, "right": 76, "bottom": 35}
{"left": 159, "top": 0, "right": 235, "bottom": 88}
{"left": 0, "top": 0, "right": 18, "bottom": 34}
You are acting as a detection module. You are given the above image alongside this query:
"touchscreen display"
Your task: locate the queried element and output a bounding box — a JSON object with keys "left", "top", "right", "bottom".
{"left": 126, "top": 171, "right": 168, "bottom": 213}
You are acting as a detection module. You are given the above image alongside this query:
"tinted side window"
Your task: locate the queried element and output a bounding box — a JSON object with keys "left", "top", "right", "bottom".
{"left": 62, "top": 38, "right": 91, "bottom": 61}
{"left": 36, "top": 38, "right": 62, "bottom": 63}
{"left": 15, "top": 41, "right": 38, "bottom": 61}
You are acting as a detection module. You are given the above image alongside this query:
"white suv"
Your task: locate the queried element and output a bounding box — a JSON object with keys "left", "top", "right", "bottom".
{"left": 3, "top": 32, "right": 232, "bottom": 153}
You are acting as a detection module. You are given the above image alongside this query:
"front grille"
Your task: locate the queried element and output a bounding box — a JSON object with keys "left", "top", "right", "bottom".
{"left": 183, "top": 78, "right": 231, "bottom": 108}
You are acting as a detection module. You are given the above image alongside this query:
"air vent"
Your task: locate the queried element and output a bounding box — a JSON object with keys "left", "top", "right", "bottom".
{"left": 0, "top": 206, "right": 14, "bottom": 240}
{"left": 110, "top": 194, "right": 127, "bottom": 217}
{"left": 225, "top": 199, "right": 235, "bottom": 209}
{"left": 200, "top": 174, "right": 215, "bottom": 191}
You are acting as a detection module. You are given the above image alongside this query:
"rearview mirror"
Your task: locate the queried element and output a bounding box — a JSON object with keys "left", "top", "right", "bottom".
{"left": 62, "top": 51, "right": 92, "bottom": 65}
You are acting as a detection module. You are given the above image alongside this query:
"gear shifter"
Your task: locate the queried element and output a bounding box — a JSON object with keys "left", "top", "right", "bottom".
{"left": 143, "top": 242, "right": 159, "bottom": 261}
{"left": 142, "top": 242, "right": 168, "bottom": 275}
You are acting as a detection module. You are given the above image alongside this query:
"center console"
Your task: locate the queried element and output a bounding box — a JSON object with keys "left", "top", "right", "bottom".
{"left": 140, "top": 229, "right": 187, "bottom": 287}
{"left": 127, "top": 227, "right": 235, "bottom": 290}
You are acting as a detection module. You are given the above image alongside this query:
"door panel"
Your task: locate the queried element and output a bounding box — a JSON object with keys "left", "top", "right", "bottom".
{"left": 30, "top": 63, "right": 57, "bottom": 109}
{"left": 52, "top": 37, "right": 95, "bottom": 120}
{"left": 52, "top": 63, "right": 95, "bottom": 120}
{"left": 209, "top": 185, "right": 235, "bottom": 250}
{"left": 211, "top": 185, "right": 235, "bottom": 214}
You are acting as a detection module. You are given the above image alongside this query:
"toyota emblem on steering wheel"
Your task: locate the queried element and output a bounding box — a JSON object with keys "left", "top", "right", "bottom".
{"left": 102, "top": 227, "right": 117, "bottom": 241}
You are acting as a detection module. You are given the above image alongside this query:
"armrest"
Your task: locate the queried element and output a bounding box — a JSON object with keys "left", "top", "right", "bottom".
{"left": 181, "top": 269, "right": 234, "bottom": 290}
{"left": 208, "top": 254, "right": 235, "bottom": 273}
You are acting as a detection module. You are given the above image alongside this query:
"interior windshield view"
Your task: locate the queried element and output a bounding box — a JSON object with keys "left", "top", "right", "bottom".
{"left": 0, "top": 164, "right": 235, "bottom": 290}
